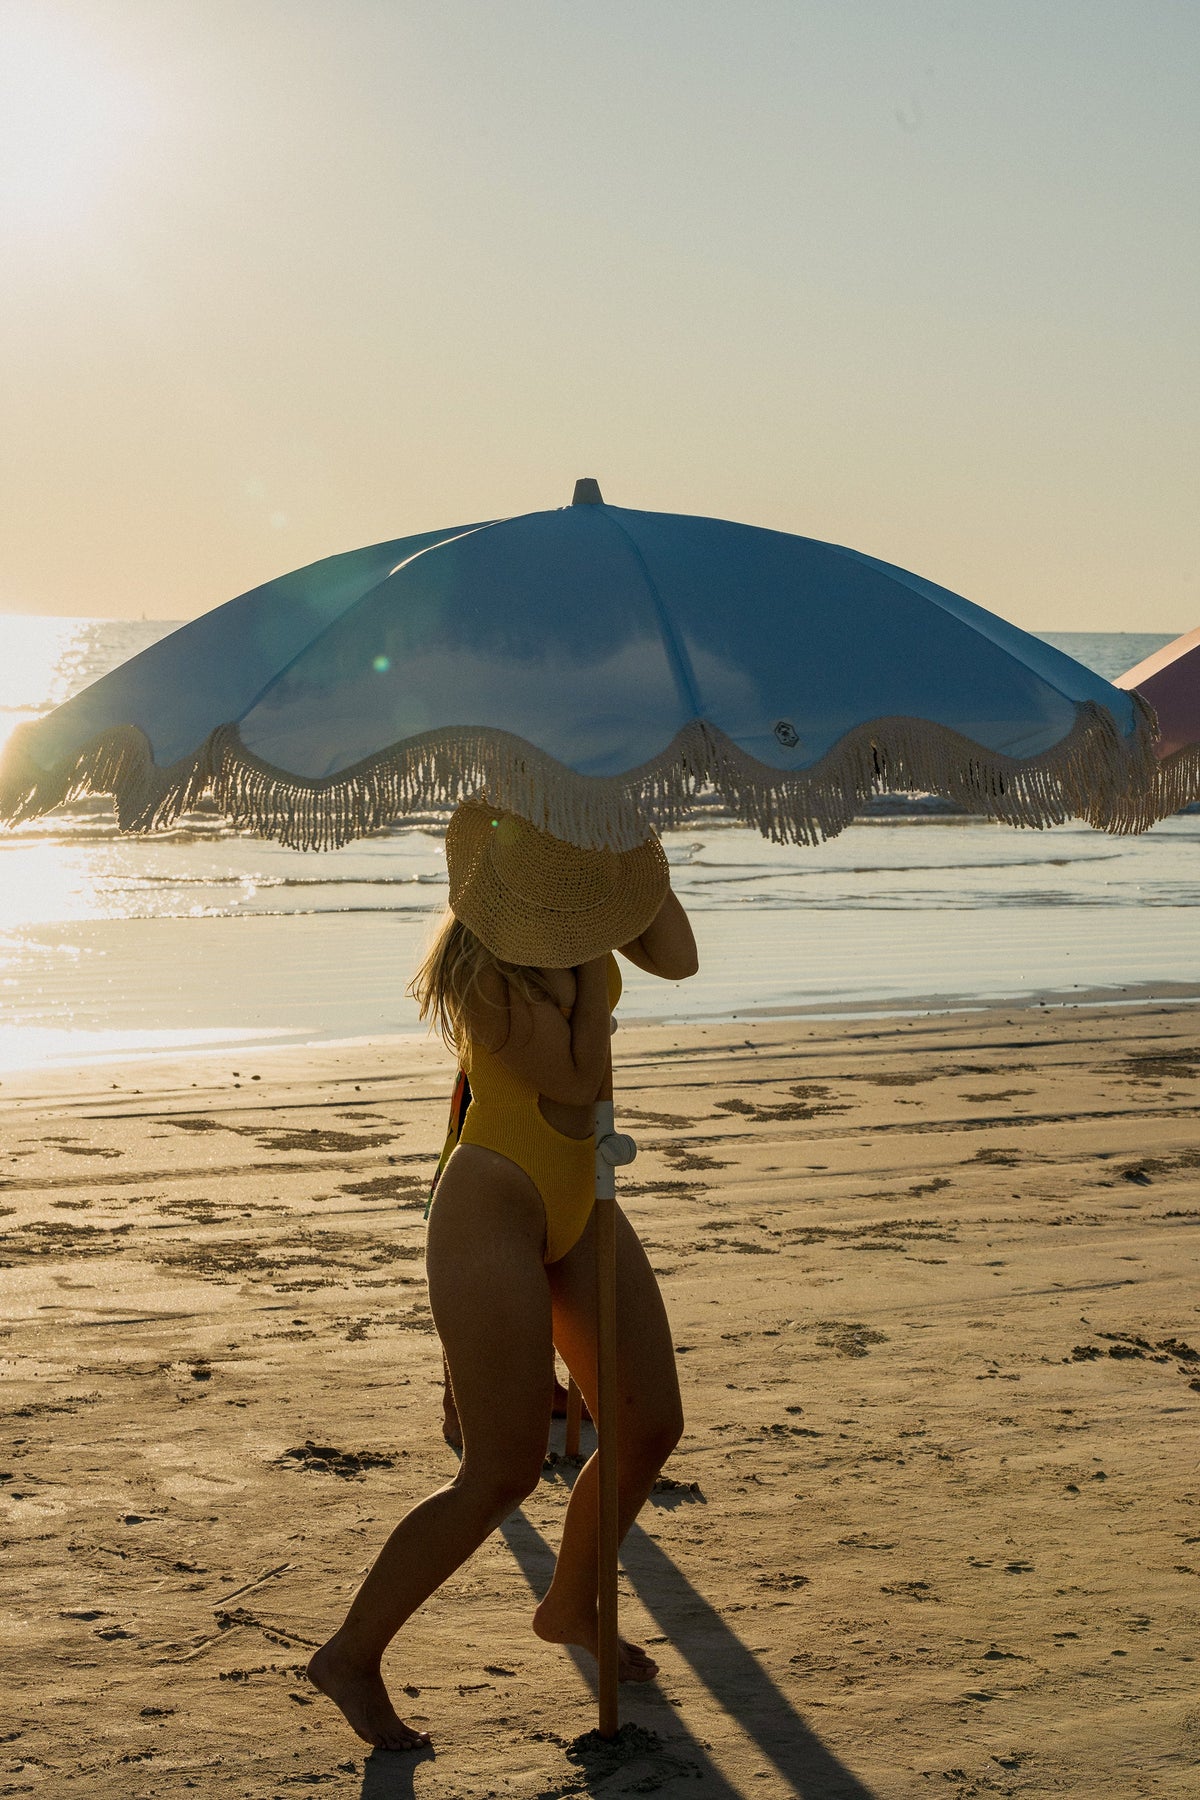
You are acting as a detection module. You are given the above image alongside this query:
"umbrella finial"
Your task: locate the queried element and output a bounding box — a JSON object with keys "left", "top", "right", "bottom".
{"left": 572, "top": 477, "right": 604, "bottom": 506}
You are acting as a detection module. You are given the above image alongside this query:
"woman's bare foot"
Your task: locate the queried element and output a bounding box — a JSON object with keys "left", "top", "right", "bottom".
{"left": 307, "top": 1637, "right": 431, "bottom": 1750}
{"left": 531, "top": 1595, "right": 658, "bottom": 1682}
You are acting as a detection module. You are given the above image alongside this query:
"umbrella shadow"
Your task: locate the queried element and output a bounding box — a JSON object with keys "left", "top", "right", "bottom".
{"left": 498, "top": 1492, "right": 879, "bottom": 1799}
{"left": 622, "top": 1519, "right": 878, "bottom": 1797}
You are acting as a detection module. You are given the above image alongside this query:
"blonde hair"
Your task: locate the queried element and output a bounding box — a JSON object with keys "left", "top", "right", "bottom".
{"left": 408, "top": 911, "right": 553, "bottom": 1054}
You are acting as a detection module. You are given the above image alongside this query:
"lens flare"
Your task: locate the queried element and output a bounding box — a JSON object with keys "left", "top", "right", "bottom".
{"left": 0, "top": 10, "right": 156, "bottom": 237}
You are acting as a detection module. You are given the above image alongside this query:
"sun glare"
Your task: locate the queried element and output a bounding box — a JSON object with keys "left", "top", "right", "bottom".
{"left": 0, "top": 615, "right": 82, "bottom": 740}
{"left": 0, "top": 10, "right": 154, "bottom": 236}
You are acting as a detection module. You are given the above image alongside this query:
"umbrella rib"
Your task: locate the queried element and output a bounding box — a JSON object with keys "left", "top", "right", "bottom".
{"left": 824, "top": 542, "right": 1106, "bottom": 720}
{"left": 599, "top": 511, "right": 704, "bottom": 721}
{"left": 228, "top": 518, "right": 508, "bottom": 729}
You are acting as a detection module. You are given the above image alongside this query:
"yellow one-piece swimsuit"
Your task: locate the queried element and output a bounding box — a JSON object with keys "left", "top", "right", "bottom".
{"left": 457, "top": 955, "right": 622, "bottom": 1264}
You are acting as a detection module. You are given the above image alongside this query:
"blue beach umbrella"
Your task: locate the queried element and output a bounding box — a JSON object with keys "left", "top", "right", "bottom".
{"left": 0, "top": 481, "right": 1159, "bottom": 845}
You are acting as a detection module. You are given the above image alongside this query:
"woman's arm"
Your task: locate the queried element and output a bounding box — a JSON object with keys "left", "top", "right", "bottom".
{"left": 466, "top": 958, "right": 613, "bottom": 1105}
{"left": 617, "top": 888, "right": 698, "bottom": 980}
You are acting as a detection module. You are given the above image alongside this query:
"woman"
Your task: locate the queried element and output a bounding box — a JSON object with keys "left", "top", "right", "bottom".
{"left": 308, "top": 802, "right": 698, "bottom": 1750}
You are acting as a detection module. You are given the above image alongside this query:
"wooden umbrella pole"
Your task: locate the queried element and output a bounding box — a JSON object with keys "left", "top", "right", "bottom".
{"left": 593, "top": 1084, "right": 637, "bottom": 1738}
{"left": 593, "top": 1138, "right": 619, "bottom": 1737}
{"left": 564, "top": 1376, "right": 583, "bottom": 1460}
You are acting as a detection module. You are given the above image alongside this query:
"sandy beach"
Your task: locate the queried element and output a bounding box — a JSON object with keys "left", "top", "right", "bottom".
{"left": 3, "top": 1003, "right": 1199, "bottom": 1798}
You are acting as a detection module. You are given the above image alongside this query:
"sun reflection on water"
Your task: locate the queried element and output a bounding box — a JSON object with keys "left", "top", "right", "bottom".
{"left": 0, "top": 840, "right": 104, "bottom": 929}
{"left": 1, "top": 614, "right": 175, "bottom": 756}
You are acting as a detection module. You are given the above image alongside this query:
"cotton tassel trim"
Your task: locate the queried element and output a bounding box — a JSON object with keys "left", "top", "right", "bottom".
{"left": 1108, "top": 736, "right": 1200, "bottom": 830}
{"left": 0, "top": 694, "right": 1165, "bottom": 852}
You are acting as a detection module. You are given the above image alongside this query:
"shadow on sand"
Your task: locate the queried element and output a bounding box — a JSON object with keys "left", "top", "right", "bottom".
{"left": 354, "top": 1422, "right": 877, "bottom": 1800}
{"left": 358, "top": 1742, "right": 435, "bottom": 1800}
{"left": 496, "top": 1488, "right": 878, "bottom": 1799}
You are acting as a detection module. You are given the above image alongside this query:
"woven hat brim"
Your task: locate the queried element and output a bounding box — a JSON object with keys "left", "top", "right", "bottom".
{"left": 446, "top": 803, "right": 669, "bottom": 968}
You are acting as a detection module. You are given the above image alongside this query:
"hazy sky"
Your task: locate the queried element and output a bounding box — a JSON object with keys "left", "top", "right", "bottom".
{"left": 1, "top": 1, "right": 1196, "bottom": 628}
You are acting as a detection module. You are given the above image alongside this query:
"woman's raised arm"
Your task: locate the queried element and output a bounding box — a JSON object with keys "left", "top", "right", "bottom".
{"left": 617, "top": 888, "right": 698, "bottom": 981}
{"left": 466, "top": 958, "right": 613, "bottom": 1105}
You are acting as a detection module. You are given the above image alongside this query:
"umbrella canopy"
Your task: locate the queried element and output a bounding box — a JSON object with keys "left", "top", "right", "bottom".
{"left": 0, "top": 485, "right": 1158, "bottom": 850}
{"left": 1115, "top": 626, "right": 1200, "bottom": 815}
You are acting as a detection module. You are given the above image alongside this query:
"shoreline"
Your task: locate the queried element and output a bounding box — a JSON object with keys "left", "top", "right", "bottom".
{"left": 4, "top": 975, "right": 1200, "bottom": 1085}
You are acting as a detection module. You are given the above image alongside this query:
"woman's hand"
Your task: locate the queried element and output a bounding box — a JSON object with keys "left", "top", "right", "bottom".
{"left": 617, "top": 888, "right": 698, "bottom": 981}
{"left": 466, "top": 955, "right": 612, "bottom": 1106}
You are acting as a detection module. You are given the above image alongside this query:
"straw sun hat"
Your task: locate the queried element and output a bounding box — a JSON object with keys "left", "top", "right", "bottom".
{"left": 445, "top": 801, "right": 669, "bottom": 969}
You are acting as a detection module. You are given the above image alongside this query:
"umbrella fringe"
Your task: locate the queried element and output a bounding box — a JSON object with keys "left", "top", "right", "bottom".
{"left": 0, "top": 695, "right": 1163, "bottom": 851}
{"left": 1113, "top": 738, "right": 1200, "bottom": 826}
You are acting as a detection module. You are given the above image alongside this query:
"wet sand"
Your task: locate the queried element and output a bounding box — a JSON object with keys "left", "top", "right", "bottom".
{"left": 2, "top": 1005, "right": 1199, "bottom": 1797}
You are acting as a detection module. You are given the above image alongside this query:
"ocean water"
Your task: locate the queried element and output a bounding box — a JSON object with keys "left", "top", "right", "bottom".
{"left": 0, "top": 615, "right": 1194, "bottom": 1069}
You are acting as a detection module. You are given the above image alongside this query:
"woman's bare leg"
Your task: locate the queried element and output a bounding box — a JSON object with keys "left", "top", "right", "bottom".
{"left": 532, "top": 1205, "right": 683, "bottom": 1680}
{"left": 441, "top": 1350, "right": 582, "bottom": 1449}
{"left": 309, "top": 1147, "right": 554, "bottom": 1748}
